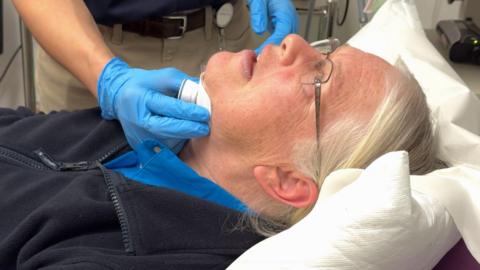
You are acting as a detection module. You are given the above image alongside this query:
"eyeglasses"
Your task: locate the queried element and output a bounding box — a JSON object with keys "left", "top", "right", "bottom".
{"left": 300, "top": 38, "right": 339, "bottom": 149}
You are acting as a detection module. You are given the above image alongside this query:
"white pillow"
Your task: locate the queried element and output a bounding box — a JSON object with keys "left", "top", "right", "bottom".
{"left": 228, "top": 152, "right": 459, "bottom": 270}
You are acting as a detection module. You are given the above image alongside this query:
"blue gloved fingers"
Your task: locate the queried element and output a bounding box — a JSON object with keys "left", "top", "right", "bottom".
{"left": 146, "top": 92, "right": 210, "bottom": 122}
{"left": 139, "top": 67, "right": 195, "bottom": 94}
{"left": 255, "top": 19, "right": 292, "bottom": 54}
{"left": 248, "top": 0, "right": 268, "bottom": 35}
{"left": 254, "top": 0, "right": 299, "bottom": 55}
{"left": 146, "top": 115, "right": 210, "bottom": 138}
{"left": 268, "top": 0, "right": 299, "bottom": 33}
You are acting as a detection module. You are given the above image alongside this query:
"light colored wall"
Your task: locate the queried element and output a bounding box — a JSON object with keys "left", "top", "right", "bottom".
{"left": 415, "top": 0, "right": 462, "bottom": 29}
{"left": 0, "top": 0, "right": 24, "bottom": 108}
{"left": 463, "top": 0, "right": 480, "bottom": 25}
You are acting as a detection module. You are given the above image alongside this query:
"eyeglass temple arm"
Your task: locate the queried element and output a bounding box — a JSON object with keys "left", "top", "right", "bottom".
{"left": 314, "top": 79, "right": 322, "bottom": 148}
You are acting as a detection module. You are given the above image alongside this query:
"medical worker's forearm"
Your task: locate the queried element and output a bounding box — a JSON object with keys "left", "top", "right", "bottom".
{"left": 12, "top": 0, "right": 113, "bottom": 96}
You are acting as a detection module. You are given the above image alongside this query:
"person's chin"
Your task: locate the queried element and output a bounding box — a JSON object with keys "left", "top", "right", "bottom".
{"left": 205, "top": 51, "right": 233, "bottom": 74}
{"left": 203, "top": 51, "right": 237, "bottom": 96}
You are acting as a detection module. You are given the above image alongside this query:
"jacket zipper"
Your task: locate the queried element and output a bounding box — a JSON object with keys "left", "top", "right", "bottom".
{"left": 98, "top": 163, "right": 135, "bottom": 255}
{"left": 95, "top": 142, "right": 129, "bottom": 163}
{"left": 96, "top": 143, "right": 136, "bottom": 255}
{"left": 0, "top": 146, "right": 48, "bottom": 170}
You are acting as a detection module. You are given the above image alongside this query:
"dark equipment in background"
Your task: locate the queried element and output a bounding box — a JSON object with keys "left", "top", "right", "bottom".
{"left": 437, "top": 19, "right": 480, "bottom": 65}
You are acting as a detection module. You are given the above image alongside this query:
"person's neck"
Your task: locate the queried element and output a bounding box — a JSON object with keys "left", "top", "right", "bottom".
{"left": 178, "top": 137, "right": 250, "bottom": 192}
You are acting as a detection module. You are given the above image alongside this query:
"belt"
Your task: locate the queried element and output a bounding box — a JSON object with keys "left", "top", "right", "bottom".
{"left": 122, "top": 8, "right": 205, "bottom": 39}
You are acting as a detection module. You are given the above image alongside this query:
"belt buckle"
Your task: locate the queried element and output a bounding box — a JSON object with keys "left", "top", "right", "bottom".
{"left": 163, "top": 15, "right": 188, "bottom": 39}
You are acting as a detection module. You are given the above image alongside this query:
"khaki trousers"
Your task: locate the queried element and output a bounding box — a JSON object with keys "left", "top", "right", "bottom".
{"left": 35, "top": 1, "right": 254, "bottom": 112}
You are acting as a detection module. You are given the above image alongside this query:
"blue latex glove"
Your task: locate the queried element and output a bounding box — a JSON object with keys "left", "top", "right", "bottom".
{"left": 97, "top": 57, "right": 210, "bottom": 153}
{"left": 248, "top": 0, "right": 299, "bottom": 54}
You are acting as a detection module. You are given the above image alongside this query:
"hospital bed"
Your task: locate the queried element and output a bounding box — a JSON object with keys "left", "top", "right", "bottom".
{"left": 228, "top": 0, "right": 480, "bottom": 269}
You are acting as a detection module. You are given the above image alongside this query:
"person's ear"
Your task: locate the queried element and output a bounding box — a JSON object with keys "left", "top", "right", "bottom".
{"left": 253, "top": 165, "right": 318, "bottom": 208}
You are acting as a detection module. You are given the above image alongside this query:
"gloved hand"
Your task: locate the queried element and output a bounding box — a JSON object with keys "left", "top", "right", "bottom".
{"left": 248, "top": 0, "right": 299, "bottom": 54}
{"left": 97, "top": 57, "right": 210, "bottom": 153}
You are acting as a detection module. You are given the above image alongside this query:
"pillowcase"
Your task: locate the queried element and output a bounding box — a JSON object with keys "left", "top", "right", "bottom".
{"left": 228, "top": 152, "right": 459, "bottom": 270}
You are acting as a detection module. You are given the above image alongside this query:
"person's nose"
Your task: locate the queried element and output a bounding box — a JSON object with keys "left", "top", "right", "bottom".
{"left": 279, "top": 34, "right": 317, "bottom": 66}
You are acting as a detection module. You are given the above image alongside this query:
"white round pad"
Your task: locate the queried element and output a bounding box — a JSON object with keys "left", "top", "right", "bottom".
{"left": 216, "top": 3, "right": 234, "bottom": 28}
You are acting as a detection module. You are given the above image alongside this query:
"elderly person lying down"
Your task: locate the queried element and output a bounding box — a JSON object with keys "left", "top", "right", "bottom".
{"left": 0, "top": 34, "right": 437, "bottom": 269}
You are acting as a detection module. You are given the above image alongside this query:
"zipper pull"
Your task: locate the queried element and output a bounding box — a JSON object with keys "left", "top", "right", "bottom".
{"left": 34, "top": 149, "right": 96, "bottom": 171}
{"left": 34, "top": 149, "right": 60, "bottom": 170}
{"left": 59, "top": 161, "right": 96, "bottom": 171}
